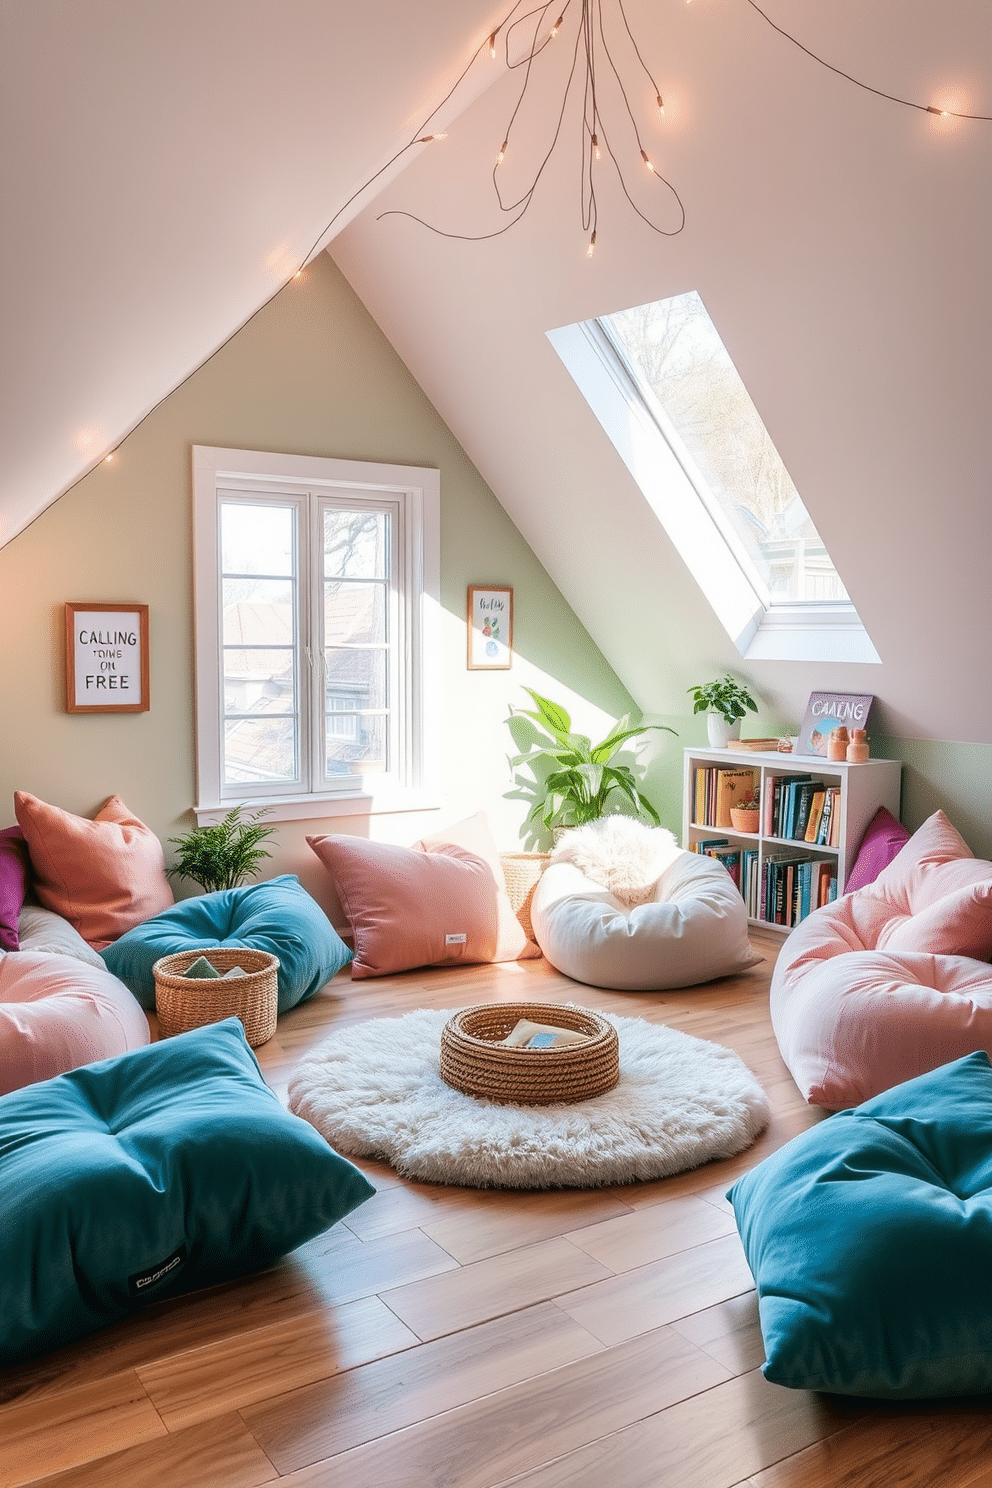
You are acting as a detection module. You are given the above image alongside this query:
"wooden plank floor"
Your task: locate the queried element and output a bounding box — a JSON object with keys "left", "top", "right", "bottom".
{"left": 3, "top": 932, "right": 991, "bottom": 1487}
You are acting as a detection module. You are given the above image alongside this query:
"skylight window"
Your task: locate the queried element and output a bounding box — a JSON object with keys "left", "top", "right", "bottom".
{"left": 600, "top": 292, "right": 848, "bottom": 606}
{"left": 547, "top": 292, "right": 879, "bottom": 664}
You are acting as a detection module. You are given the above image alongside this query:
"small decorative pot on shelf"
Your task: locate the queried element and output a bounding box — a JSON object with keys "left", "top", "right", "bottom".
{"left": 707, "top": 714, "right": 742, "bottom": 749}
{"left": 730, "top": 807, "right": 760, "bottom": 833}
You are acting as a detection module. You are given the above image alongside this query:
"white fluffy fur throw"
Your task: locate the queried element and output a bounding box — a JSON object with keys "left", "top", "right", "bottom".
{"left": 551, "top": 816, "right": 681, "bottom": 907}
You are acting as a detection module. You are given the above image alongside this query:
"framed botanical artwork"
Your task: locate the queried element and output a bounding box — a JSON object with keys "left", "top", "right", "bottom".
{"left": 65, "top": 603, "right": 150, "bottom": 713}
{"left": 467, "top": 586, "right": 513, "bottom": 670}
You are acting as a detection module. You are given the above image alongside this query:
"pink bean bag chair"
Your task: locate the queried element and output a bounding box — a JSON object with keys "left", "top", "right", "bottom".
{"left": 771, "top": 812, "right": 992, "bottom": 1109}
{"left": 0, "top": 909, "right": 150, "bottom": 1095}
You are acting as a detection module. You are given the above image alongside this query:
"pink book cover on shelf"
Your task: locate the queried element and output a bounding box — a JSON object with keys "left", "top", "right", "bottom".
{"left": 796, "top": 693, "right": 874, "bottom": 758}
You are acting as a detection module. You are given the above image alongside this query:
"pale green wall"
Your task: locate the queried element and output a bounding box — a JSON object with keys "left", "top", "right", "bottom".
{"left": 0, "top": 254, "right": 635, "bottom": 921}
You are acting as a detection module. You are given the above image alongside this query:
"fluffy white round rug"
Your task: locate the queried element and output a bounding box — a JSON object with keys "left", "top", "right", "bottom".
{"left": 288, "top": 1008, "right": 770, "bottom": 1189}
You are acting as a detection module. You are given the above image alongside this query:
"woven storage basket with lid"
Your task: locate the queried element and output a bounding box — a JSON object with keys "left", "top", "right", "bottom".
{"left": 152, "top": 947, "right": 279, "bottom": 1048}
{"left": 440, "top": 1001, "right": 619, "bottom": 1106}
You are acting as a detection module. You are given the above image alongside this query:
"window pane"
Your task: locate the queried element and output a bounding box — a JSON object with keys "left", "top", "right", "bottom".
{"left": 602, "top": 292, "right": 849, "bottom": 604}
{"left": 223, "top": 717, "right": 297, "bottom": 784}
{"left": 223, "top": 579, "right": 294, "bottom": 645}
{"left": 222, "top": 648, "right": 295, "bottom": 716}
{"left": 324, "top": 509, "right": 389, "bottom": 579}
{"left": 325, "top": 647, "right": 387, "bottom": 711}
{"left": 324, "top": 581, "right": 386, "bottom": 646}
{"left": 325, "top": 713, "right": 386, "bottom": 775}
{"left": 222, "top": 503, "right": 294, "bottom": 576}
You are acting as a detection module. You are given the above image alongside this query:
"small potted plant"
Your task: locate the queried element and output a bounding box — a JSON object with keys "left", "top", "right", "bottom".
{"left": 688, "top": 675, "right": 758, "bottom": 748}
{"left": 729, "top": 789, "right": 761, "bottom": 834}
{"left": 506, "top": 687, "right": 676, "bottom": 840}
{"left": 168, "top": 805, "right": 275, "bottom": 894}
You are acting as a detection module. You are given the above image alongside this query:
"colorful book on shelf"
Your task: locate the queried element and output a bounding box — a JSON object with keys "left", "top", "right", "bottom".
{"left": 714, "top": 768, "right": 757, "bottom": 829}
{"left": 816, "top": 787, "right": 838, "bottom": 845}
{"left": 804, "top": 789, "right": 827, "bottom": 842}
{"left": 791, "top": 781, "right": 817, "bottom": 841}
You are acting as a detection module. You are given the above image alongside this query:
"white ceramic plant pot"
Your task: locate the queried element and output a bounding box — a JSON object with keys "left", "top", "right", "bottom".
{"left": 707, "top": 714, "right": 741, "bottom": 749}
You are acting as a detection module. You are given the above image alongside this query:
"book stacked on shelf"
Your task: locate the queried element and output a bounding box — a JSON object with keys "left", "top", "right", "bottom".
{"left": 692, "top": 766, "right": 757, "bottom": 829}
{"left": 760, "top": 851, "right": 838, "bottom": 927}
{"left": 762, "top": 775, "right": 842, "bottom": 845}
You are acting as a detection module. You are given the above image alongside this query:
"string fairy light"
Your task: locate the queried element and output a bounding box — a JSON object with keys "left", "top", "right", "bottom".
{"left": 377, "top": 0, "right": 686, "bottom": 250}
{"left": 39, "top": 0, "right": 988, "bottom": 510}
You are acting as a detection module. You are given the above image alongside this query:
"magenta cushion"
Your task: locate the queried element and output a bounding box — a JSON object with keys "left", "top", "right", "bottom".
{"left": 844, "top": 806, "right": 910, "bottom": 893}
{"left": 0, "top": 827, "right": 29, "bottom": 952}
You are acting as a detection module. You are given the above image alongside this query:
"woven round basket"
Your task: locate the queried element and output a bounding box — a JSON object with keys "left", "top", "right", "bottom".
{"left": 440, "top": 1001, "right": 619, "bottom": 1106}
{"left": 499, "top": 853, "right": 551, "bottom": 942}
{"left": 152, "top": 947, "right": 279, "bottom": 1048}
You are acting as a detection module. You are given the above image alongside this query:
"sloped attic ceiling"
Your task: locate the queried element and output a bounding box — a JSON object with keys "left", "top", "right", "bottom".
{"left": 328, "top": 0, "right": 992, "bottom": 743}
{"left": 3, "top": 1, "right": 990, "bottom": 746}
{"left": 0, "top": 0, "right": 505, "bottom": 543}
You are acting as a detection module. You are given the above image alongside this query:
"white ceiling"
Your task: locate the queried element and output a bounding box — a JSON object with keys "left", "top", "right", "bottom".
{"left": 3, "top": 0, "right": 990, "bottom": 742}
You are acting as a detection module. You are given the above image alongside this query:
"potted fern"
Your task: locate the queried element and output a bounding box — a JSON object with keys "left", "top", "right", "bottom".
{"left": 168, "top": 805, "right": 275, "bottom": 894}
{"left": 507, "top": 687, "right": 675, "bottom": 838}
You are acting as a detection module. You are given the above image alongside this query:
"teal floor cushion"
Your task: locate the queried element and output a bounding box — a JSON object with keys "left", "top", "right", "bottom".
{"left": 0, "top": 1019, "right": 374, "bottom": 1366}
{"left": 729, "top": 1052, "right": 992, "bottom": 1398}
{"left": 102, "top": 873, "right": 352, "bottom": 1011}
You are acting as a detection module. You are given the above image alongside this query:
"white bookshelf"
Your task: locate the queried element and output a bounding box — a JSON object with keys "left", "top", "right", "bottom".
{"left": 682, "top": 746, "right": 902, "bottom": 931}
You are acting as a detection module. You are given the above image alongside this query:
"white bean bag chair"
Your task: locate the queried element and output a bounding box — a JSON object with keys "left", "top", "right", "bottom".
{"left": 531, "top": 849, "right": 759, "bottom": 991}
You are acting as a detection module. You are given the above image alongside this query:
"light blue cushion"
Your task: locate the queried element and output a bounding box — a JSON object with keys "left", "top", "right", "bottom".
{"left": 729, "top": 1052, "right": 992, "bottom": 1398}
{"left": 102, "top": 874, "right": 352, "bottom": 1011}
{"left": 0, "top": 1019, "right": 374, "bottom": 1367}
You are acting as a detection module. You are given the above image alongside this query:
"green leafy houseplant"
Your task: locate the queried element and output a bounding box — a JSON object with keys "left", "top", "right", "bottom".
{"left": 168, "top": 805, "right": 275, "bottom": 894}
{"left": 687, "top": 675, "right": 758, "bottom": 727}
{"left": 507, "top": 687, "right": 675, "bottom": 833}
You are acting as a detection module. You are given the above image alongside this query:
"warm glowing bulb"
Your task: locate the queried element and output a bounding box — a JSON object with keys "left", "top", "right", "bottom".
{"left": 104, "top": 453, "right": 114, "bottom": 463}
{"left": 489, "top": 31, "right": 497, "bottom": 58}
{"left": 657, "top": 94, "right": 665, "bottom": 114}
{"left": 926, "top": 105, "right": 949, "bottom": 116}
{"left": 550, "top": 12, "right": 564, "bottom": 35}
{"left": 586, "top": 231, "right": 597, "bottom": 258}
{"left": 496, "top": 139, "right": 508, "bottom": 165}
{"left": 418, "top": 132, "right": 448, "bottom": 142}
{"left": 293, "top": 269, "right": 303, "bottom": 278}
{"left": 592, "top": 132, "right": 601, "bottom": 160}
{"left": 641, "top": 149, "right": 655, "bottom": 172}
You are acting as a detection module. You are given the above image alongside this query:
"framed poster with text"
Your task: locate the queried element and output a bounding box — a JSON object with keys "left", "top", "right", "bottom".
{"left": 467, "top": 586, "right": 513, "bottom": 670}
{"left": 65, "top": 603, "right": 149, "bottom": 713}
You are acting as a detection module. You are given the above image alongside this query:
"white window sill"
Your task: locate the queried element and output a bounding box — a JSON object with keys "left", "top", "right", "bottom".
{"left": 194, "top": 788, "right": 441, "bottom": 826}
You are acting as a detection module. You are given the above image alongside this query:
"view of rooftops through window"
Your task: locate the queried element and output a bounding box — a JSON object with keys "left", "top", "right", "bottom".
{"left": 600, "top": 292, "right": 849, "bottom": 605}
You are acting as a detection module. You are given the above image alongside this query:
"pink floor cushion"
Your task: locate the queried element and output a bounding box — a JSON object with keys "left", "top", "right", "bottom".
{"left": 771, "top": 811, "right": 992, "bottom": 1109}
{"left": 0, "top": 952, "right": 150, "bottom": 1095}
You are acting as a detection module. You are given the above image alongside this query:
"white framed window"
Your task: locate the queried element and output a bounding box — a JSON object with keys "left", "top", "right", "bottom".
{"left": 548, "top": 295, "right": 880, "bottom": 664}
{"left": 192, "top": 446, "right": 440, "bottom": 822}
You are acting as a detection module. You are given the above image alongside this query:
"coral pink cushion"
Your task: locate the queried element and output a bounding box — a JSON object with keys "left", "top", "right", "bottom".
{"left": 14, "top": 793, "right": 174, "bottom": 950}
{"left": 844, "top": 806, "right": 910, "bottom": 893}
{"left": 415, "top": 812, "right": 540, "bottom": 962}
{"left": 307, "top": 836, "right": 505, "bottom": 979}
{"left": 0, "top": 952, "right": 150, "bottom": 1095}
